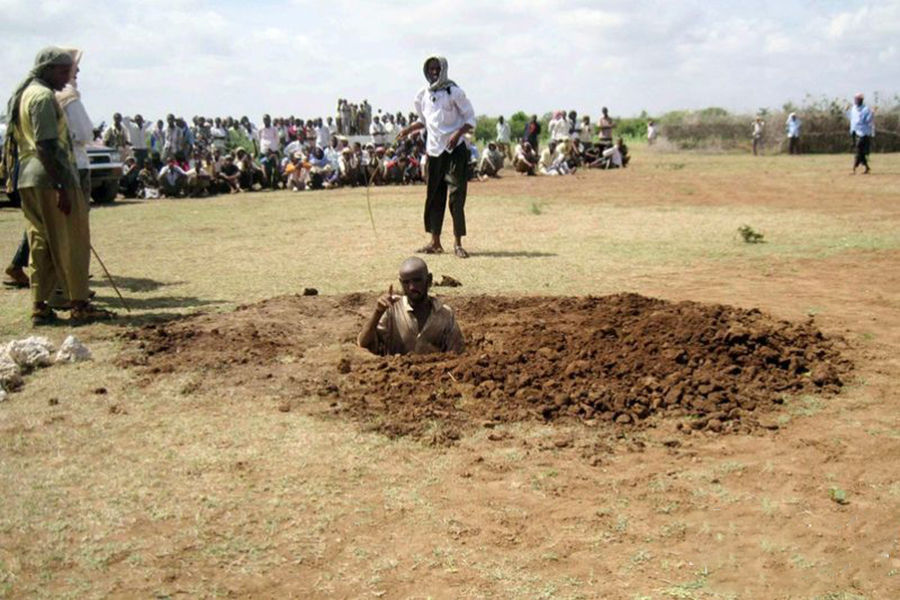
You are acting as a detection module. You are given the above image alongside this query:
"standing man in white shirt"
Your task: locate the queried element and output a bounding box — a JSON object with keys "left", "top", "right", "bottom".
{"left": 397, "top": 56, "right": 476, "bottom": 258}
{"left": 751, "top": 116, "right": 765, "bottom": 156}
{"left": 124, "top": 114, "right": 150, "bottom": 168}
{"left": 495, "top": 115, "right": 512, "bottom": 161}
{"left": 369, "top": 115, "right": 387, "bottom": 147}
{"left": 257, "top": 114, "right": 280, "bottom": 156}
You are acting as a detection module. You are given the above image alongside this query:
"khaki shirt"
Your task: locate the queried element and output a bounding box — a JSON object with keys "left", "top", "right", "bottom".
{"left": 372, "top": 295, "right": 465, "bottom": 356}
{"left": 15, "top": 81, "right": 78, "bottom": 189}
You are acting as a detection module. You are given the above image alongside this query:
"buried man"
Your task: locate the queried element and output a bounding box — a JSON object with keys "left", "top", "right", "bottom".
{"left": 358, "top": 257, "right": 465, "bottom": 356}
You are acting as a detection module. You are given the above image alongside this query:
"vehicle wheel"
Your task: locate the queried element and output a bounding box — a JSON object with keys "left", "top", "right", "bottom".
{"left": 91, "top": 180, "right": 118, "bottom": 204}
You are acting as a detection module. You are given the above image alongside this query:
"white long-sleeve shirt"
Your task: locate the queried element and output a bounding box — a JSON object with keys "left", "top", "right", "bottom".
{"left": 63, "top": 97, "right": 95, "bottom": 170}
{"left": 496, "top": 121, "right": 511, "bottom": 143}
{"left": 414, "top": 83, "right": 476, "bottom": 157}
{"left": 258, "top": 126, "right": 280, "bottom": 154}
{"left": 123, "top": 117, "right": 149, "bottom": 150}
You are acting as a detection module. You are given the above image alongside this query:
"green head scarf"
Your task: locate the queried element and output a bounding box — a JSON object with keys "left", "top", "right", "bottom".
{"left": 1, "top": 47, "right": 74, "bottom": 190}
{"left": 5, "top": 46, "right": 74, "bottom": 130}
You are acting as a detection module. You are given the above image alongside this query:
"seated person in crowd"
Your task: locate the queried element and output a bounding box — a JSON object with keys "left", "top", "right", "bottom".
{"left": 259, "top": 149, "right": 282, "bottom": 190}
{"left": 284, "top": 153, "right": 310, "bottom": 191}
{"left": 159, "top": 159, "right": 189, "bottom": 197}
{"left": 307, "top": 146, "right": 333, "bottom": 190}
{"left": 119, "top": 157, "right": 142, "bottom": 198}
{"left": 513, "top": 141, "right": 538, "bottom": 176}
{"left": 358, "top": 257, "right": 465, "bottom": 356}
{"left": 217, "top": 154, "right": 242, "bottom": 193}
{"left": 478, "top": 141, "right": 504, "bottom": 179}
{"left": 538, "top": 141, "right": 573, "bottom": 176}
{"left": 187, "top": 150, "right": 214, "bottom": 197}
{"left": 588, "top": 137, "right": 629, "bottom": 169}
{"left": 235, "top": 148, "right": 264, "bottom": 190}
{"left": 338, "top": 147, "right": 359, "bottom": 187}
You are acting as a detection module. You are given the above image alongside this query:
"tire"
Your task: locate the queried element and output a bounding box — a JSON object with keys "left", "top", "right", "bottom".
{"left": 91, "top": 180, "right": 118, "bottom": 204}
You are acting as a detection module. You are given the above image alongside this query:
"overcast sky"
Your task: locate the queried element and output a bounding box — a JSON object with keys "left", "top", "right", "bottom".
{"left": 1, "top": 0, "right": 897, "bottom": 124}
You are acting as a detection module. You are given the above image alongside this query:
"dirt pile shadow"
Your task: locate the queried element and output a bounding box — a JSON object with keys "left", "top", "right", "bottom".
{"left": 118, "top": 293, "right": 851, "bottom": 442}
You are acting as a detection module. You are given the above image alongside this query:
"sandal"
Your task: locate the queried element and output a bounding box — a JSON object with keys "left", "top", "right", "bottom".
{"left": 417, "top": 245, "right": 444, "bottom": 254}
{"left": 31, "top": 305, "right": 59, "bottom": 327}
{"left": 70, "top": 303, "right": 116, "bottom": 324}
{"left": 454, "top": 245, "right": 470, "bottom": 259}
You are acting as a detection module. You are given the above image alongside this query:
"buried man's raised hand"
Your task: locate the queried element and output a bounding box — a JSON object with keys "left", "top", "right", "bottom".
{"left": 376, "top": 284, "right": 399, "bottom": 315}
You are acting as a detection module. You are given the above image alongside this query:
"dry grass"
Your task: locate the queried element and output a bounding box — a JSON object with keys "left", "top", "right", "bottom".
{"left": 0, "top": 149, "right": 899, "bottom": 598}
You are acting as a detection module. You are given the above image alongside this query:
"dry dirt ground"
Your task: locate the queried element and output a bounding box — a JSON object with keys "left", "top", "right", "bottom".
{"left": 1, "top": 153, "right": 899, "bottom": 599}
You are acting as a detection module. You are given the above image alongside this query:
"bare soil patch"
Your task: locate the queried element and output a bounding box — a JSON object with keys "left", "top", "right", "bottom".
{"left": 119, "top": 292, "right": 850, "bottom": 444}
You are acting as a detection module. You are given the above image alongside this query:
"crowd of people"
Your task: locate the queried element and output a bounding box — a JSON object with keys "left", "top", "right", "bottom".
{"left": 89, "top": 102, "right": 632, "bottom": 200}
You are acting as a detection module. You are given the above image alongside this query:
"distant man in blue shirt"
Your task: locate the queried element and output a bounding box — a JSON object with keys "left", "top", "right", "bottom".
{"left": 847, "top": 93, "right": 874, "bottom": 174}
{"left": 785, "top": 113, "right": 801, "bottom": 155}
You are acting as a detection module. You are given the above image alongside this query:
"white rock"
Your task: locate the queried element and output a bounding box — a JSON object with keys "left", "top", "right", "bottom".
{"left": 0, "top": 389, "right": 7, "bottom": 403}
{"left": 5, "top": 336, "right": 54, "bottom": 369}
{"left": 55, "top": 335, "right": 92, "bottom": 363}
{"left": 0, "top": 357, "right": 22, "bottom": 391}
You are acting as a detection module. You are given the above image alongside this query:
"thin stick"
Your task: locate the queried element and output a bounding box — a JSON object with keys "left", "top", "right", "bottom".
{"left": 365, "top": 161, "right": 379, "bottom": 234}
{"left": 90, "top": 244, "right": 131, "bottom": 313}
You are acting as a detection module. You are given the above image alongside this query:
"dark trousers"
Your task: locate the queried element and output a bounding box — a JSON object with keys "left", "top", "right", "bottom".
{"left": 12, "top": 232, "right": 28, "bottom": 269}
{"left": 788, "top": 137, "right": 800, "bottom": 154}
{"left": 132, "top": 149, "right": 149, "bottom": 169}
{"left": 425, "top": 143, "right": 468, "bottom": 238}
{"left": 854, "top": 135, "right": 870, "bottom": 169}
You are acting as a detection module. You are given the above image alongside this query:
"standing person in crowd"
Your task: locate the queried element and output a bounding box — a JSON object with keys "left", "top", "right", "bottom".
{"left": 751, "top": 116, "right": 765, "bottom": 156}
{"left": 579, "top": 115, "right": 593, "bottom": 145}
{"left": 598, "top": 107, "right": 614, "bottom": 147}
{"left": 124, "top": 114, "right": 150, "bottom": 167}
{"left": 397, "top": 55, "right": 476, "bottom": 259}
{"left": 370, "top": 115, "right": 387, "bottom": 147}
{"left": 495, "top": 115, "right": 512, "bottom": 161}
{"left": 847, "top": 93, "right": 873, "bottom": 174}
{"left": 647, "top": 119, "right": 658, "bottom": 146}
{"left": 257, "top": 114, "right": 280, "bottom": 157}
{"left": 524, "top": 114, "right": 541, "bottom": 151}
{"left": 314, "top": 118, "right": 330, "bottom": 149}
{"left": 150, "top": 119, "right": 165, "bottom": 159}
{"left": 785, "top": 113, "right": 800, "bottom": 154}
{"left": 2, "top": 47, "right": 113, "bottom": 324}
{"left": 103, "top": 112, "right": 130, "bottom": 158}
{"left": 162, "top": 114, "right": 182, "bottom": 160}
{"left": 549, "top": 110, "right": 569, "bottom": 142}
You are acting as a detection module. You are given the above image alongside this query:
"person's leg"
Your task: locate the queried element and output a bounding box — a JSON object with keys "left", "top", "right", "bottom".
{"left": 853, "top": 136, "right": 865, "bottom": 172}
{"left": 20, "top": 187, "right": 61, "bottom": 311}
{"left": 446, "top": 143, "right": 469, "bottom": 257}
{"left": 38, "top": 185, "right": 91, "bottom": 303}
{"left": 423, "top": 151, "right": 449, "bottom": 251}
{"left": 5, "top": 232, "right": 30, "bottom": 287}
{"left": 12, "top": 231, "right": 29, "bottom": 269}
{"left": 859, "top": 135, "right": 871, "bottom": 172}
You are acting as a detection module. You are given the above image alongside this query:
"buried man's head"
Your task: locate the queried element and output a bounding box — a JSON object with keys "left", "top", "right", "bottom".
{"left": 398, "top": 257, "right": 432, "bottom": 305}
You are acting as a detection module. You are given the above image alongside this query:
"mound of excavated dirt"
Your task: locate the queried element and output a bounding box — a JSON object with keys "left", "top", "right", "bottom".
{"left": 118, "top": 293, "right": 851, "bottom": 442}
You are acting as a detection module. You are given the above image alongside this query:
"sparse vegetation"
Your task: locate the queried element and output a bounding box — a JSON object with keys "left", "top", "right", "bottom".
{"left": 738, "top": 224, "right": 765, "bottom": 243}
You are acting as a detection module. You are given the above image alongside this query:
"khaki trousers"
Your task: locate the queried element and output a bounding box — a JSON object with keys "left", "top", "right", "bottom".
{"left": 19, "top": 186, "right": 91, "bottom": 304}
